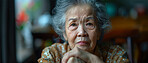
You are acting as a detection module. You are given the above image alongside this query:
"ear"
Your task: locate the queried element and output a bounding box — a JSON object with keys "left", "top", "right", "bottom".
{"left": 63, "top": 32, "right": 68, "bottom": 41}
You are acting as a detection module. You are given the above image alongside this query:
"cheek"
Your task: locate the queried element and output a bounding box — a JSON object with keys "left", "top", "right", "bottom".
{"left": 88, "top": 30, "right": 98, "bottom": 47}
{"left": 66, "top": 30, "right": 77, "bottom": 48}
{"left": 89, "top": 30, "right": 97, "bottom": 40}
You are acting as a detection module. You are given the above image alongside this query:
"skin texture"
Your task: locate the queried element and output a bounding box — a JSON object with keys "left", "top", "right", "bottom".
{"left": 64, "top": 4, "right": 100, "bottom": 53}
{"left": 63, "top": 47, "right": 104, "bottom": 63}
{"left": 62, "top": 4, "right": 103, "bottom": 63}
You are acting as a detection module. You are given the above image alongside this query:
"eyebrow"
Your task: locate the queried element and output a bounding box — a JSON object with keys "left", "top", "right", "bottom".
{"left": 68, "top": 16, "right": 94, "bottom": 21}
{"left": 86, "top": 16, "right": 94, "bottom": 20}
{"left": 68, "top": 18, "right": 77, "bottom": 21}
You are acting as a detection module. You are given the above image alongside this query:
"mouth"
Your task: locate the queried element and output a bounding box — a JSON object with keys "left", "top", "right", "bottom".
{"left": 76, "top": 41, "right": 89, "bottom": 46}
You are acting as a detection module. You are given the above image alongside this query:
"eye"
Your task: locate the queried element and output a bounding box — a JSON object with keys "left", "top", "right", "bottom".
{"left": 68, "top": 22, "right": 78, "bottom": 31}
{"left": 86, "top": 23, "right": 93, "bottom": 26}
{"left": 70, "top": 23, "right": 77, "bottom": 26}
{"left": 86, "top": 22, "right": 95, "bottom": 30}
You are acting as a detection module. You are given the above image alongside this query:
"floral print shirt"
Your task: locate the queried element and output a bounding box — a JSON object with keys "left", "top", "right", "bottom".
{"left": 38, "top": 42, "right": 129, "bottom": 63}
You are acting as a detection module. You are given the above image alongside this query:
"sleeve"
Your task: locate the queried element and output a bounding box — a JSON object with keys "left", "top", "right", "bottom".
{"left": 37, "top": 47, "right": 55, "bottom": 63}
{"left": 105, "top": 45, "right": 129, "bottom": 63}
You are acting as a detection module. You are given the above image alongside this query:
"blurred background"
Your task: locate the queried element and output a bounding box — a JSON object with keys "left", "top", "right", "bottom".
{"left": 0, "top": 0, "right": 148, "bottom": 63}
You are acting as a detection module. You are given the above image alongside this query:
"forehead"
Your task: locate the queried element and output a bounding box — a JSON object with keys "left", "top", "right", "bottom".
{"left": 66, "top": 4, "right": 94, "bottom": 18}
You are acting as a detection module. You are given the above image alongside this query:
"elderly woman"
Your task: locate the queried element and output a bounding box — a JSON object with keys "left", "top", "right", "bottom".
{"left": 38, "top": 0, "right": 129, "bottom": 63}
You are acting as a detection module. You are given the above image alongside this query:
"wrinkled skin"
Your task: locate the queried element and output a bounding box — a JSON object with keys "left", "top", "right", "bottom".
{"left": 62, "top": 4, "right": 103, "bottom": 63}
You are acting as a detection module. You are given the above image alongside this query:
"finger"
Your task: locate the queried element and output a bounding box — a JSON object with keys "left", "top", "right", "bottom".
{"left": 62, "top": 47, "right": 84, "bottom": 63}
{"left": 68, "top": 57, "right": 85, "bottom": 63}
{"left": 62, "top": 47, "right": 79, "bottom": 63}
{"left": 74, "top": 47, "right": 90, "bottom": 61}
{"left": 62, "top": 51, "right": 75, "bottom": 63}
{"left": 67, "top": 57, "right": 74, "bottom": 63}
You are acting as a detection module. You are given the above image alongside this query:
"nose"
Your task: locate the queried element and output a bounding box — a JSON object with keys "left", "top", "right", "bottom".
{"left": 77, "top": 25, "right": 88, "bottom": 37}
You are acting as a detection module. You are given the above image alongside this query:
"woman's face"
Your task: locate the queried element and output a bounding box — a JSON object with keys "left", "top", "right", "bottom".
{"left": 64, "top": 4, "right": 100, "bottom": 53}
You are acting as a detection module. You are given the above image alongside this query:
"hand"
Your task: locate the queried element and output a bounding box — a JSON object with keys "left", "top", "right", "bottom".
{"left": 67, "top": 57, "right": 85, "bottom": 63}
{"left": 62, "top": 47, "right": 104, "bottom": 63}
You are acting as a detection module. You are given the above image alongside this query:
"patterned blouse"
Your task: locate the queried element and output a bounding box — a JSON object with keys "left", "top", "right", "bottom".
{"left": 38, "top": 42, "right": 129, "bottom": 63}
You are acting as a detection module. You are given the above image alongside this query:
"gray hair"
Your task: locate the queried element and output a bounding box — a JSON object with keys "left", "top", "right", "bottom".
{"left": 52, "top": 0, "right": 111, "bottom": 41}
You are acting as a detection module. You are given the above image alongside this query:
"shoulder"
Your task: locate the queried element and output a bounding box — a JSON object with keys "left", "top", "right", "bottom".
{"left": 99, "top": 42, "right": 129, "bottom": 63}
{"left": 38, "top": 43, "right": 69, "bottom": 63}
{"left": 106, "top": 45, "right": 129, "bottom": 62}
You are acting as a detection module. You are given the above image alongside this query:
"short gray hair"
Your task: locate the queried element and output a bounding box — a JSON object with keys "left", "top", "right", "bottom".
{"left": 52, "top": 0, "right": 111, "bottom": 41}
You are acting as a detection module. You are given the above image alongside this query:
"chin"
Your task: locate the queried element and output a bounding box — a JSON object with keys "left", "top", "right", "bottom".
{"left": 77, "top": 46, "right": 91, "bottom": 52}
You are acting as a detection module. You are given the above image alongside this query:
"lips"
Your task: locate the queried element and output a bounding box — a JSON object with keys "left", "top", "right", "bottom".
{"left": 76, "top": 41, "right": 89, "bottom": 46}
